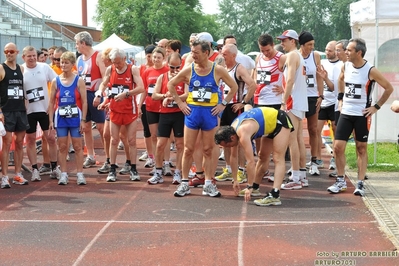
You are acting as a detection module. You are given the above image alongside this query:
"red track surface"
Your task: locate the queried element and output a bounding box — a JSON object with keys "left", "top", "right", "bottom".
{"left": 0, "top": 124, "right": 398, "bottom": 266}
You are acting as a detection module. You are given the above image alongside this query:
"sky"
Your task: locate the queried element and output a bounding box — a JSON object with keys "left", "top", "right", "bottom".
{"left": 21, "top": 0, "right": 218, "bottom": 29}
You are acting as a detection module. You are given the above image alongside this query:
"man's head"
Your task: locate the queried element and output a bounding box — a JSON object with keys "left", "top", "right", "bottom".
{"left": 165, "top": 39, "right": 182, "bottom": 57}
{"left": 216, "top": 39, "right": 223, "bottom": 52}
{"left": 74, "top": 31, "right": 93, "bottom": 53}
{"left": 40, "top": 48, "right": 49, "bottom": 62}
{"left": 101, "top": 47, "right": 113, "bottom": 67}
{"left": 277, "top": 30, "right": 299, "bottom": 52}
{"left": 214, "top": 126, "right": 239, "bottom": 147}
{"left": 325, "top": 41, "right": 338, "bottom": 61}
{"left": 258, "top": 34, "right": 276, "bottom": 58}
{"left": 196, "top": 32, "right": 217, "bottom": 50}
{"left": 22, "top": 46, "right": 37, "bottom": 68}
{"left": 336, "top": 39, "right": 349, "bottom": 62}
{"left": 48, "top": 45, "right": 57, "bottom": 62}
{"left": 157, "top": 39, "right": 169, "bottom": 49}
{"left": 189, "top": 33, "right": 198, "bottom": 47}
{"left": 190, "top": 40, "right": 211, "bottom": 64}
{"left": 223, "top": 34, "right": 237, "bottom": 46}
{"left": 144, "top": 44, "right": 156, "bottom": 65}
{"left": 167, "top": 52, "right": 182, "bottom": 75}
{"left": 53, "top": 46, "right": 67, "bottom": 68}
{"left": 346, "top": 38, "right": 367, "bottom": 62}
{"left": 109, "top": 48, "right": 127, "bottom": 71}
{"left": 298, "top": 31, "right": 315, "bottom": 54}
{"left": 221, "top": 44, "right": 237, "bottom": 66}
{"left": 3, "top": 43, "right": 18, "bottom": 63}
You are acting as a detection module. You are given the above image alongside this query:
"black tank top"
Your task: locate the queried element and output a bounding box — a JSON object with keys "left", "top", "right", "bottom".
{"left": 0, "top": 63, "right": 25, "bottom": 111}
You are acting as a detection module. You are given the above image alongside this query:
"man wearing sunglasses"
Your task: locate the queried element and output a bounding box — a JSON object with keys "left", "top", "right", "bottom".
{"left": 0, "top": 43, "right": 30, "bottom": 189}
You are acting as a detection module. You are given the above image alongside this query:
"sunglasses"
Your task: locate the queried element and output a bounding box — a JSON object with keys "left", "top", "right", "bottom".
{"left": 44, "top": 54, "right": 49, "bottom": 56}
{"left": 53, "top": 58, "right": 61, "bottom": 61}
{"left": 4, "top": 50, "right": 16, "bottom": 55}
{"left": 169, "top": 65, "right": 180, "bottom": 70}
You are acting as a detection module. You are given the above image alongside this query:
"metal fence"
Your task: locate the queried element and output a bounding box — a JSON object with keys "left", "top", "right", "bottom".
{"left": 0, "top": 33, "right": 75, "bottom": 64}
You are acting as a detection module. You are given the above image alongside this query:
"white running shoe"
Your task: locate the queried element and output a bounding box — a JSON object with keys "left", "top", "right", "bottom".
{"left": 139, "top": 151, "right": 148, "bottom": 161}
{"left": 31, "top": 169, "right": 41, "bottom": 182}
{"left": 58, "top": 173, "right": 68, "bottom": 185}
{"left": 309, "top": 163, "right": 320, "bottom": 176}
{"left": 77, "top": 173, "right": 87, "bottom": 185}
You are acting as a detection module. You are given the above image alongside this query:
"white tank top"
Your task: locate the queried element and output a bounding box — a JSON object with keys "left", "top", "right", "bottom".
{"left": 303, "top": 51, "right": 318, "bottom": 97}
{"left": 285, "top": 50, "right": 308, "bottom": 112}
{"left": 320, "top": 59, "right": 340, "bottom": 108}
{"left": 254, "top": 51, "right": 283, "bottom": 105}
{"left": 341, "top": 61, "right": 375, "bottom": 116}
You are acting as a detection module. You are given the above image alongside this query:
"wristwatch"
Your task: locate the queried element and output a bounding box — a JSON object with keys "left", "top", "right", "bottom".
{"left": 222, "top": 99, "right": 228, "bottom": 106}
{"left": 374, "top": 103, "right": 381, "bottom": 110}
{"left": 241, "top": 100, "right": 248, "bottom": 105}
{"left": 318, "top": 95, "right": 324, "bottom": 100}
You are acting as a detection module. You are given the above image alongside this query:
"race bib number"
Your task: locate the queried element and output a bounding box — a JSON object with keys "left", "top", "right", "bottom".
{"left": 59, "top": 104, "right": 79, "bottom": 118}
{"left": 7, "top": 85, "right": 23, "bottom": 100}
{"left": 80, "top": 74, "right": 91, "bottom": 86}
{"left": 345, "top": 83, "right": 361, "bottom": 99}
{"left": 192, "top": 87, "right": 212, "bottom": 103}
{"left": 26, "top": 87, "right": 45, "bottom": 103}
{"left": 257, "top": 70, "right": 271, "bottom": 85}
{"left": 111, "top": 84, "right": 129, "bottom": 96}
{"left": 306, "top": 74, "right": 315, "bottom": 88}
{"left": 147, "top": 84, "right": 155, "bottom": 96}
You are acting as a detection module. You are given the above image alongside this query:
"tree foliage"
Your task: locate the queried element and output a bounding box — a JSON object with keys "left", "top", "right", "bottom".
{"left": 217, "top": 0, "right": 358, "bottom": 52}
{"left": 95, "top": 0, "right": 211, "bottom": 46}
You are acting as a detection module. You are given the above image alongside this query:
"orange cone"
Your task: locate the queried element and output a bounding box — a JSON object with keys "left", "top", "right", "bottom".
{"left": 322, "top": 122, "right": 330, "bottom": 137}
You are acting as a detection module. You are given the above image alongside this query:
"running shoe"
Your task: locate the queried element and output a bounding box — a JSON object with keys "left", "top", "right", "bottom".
{"left": 202, "top": 183, "right": 221, "bottom": 197}
{"left": 174, "top": 182, "right": 191, "bottom": 197}
{"left": 254, "top": 193, "right": 281, "bottom": 206}
{"left": 130, "top": 170, "right": 140, "bottom": 181}
{"left": 117, "top": 141, "right": 124, "bottom": 150}
{"left": 329, "top": 158, "right": 336, "bottom": 170}
{"left": 281, "top": 181, "right": 302, "bottom": 190}
{"left": 354, "top": 180, "right": 365, "bottom": 196}
{"left": 139, "top": 151, "right": 148, "bottom": 161}
{"left": 327, "top": 179, "right": 347, "bottom": 194}
{"left": 119, "top": 163, "right": 131, "bottom": 175}
{"left": 309, "top": 163, "right": 320, "bottom": 176}
{"left": 147, "top": 173, "right": 164, "bottom": 184}
{"left": 106, "top": 171, "right": 117, "bottom": 182}
{"left": 149, "top": 167, "right": 156, "bottom": 176}
{"left": 98, "top": 162, "right": 111, "bottom": 174}
{"left": 172, "top": 171, "right": 181, "bottom": 184}
{"left": 77, "top": 173, "right": 87, "bottom": 185}
{"left": 162, "top": 164, "right": 173, "bottom": 176}
{"left": 215, "top": 168, "right": 232, "bottom": 182}
{"left": 83, "top": 157, "right": 96, "bottom": 168}
{"left": 31, "top": 169, "right": 41, "bottom": 182}
{"left": 188, "top": 176, "right": 205, "bottom": 187}
{"left": 69, "top": 144, "right": 75, "bottom": 153}
{"left": 58, "top": 173, "right": 68, "bottom": 185}
{"left": 306, "top": 159, "right": 324, "bottom": 169}
{"left": 237, "top": 170, "right": 247, "bottom": 184}
{"left": 38, "top": 165, "right": 51, "bottom": 175}
{"left": 144, "top": 157, "right": 154, "bottom": 168}
{"left": 1, "top": 176, "right": 10, "bottom": 189}
{"left": 50, "top": 166, "right": 61, "bottom": 179}
{"left": 13, "top": 173, "right": 28, "bottom": 185}
{"left": 329, "top": 170, "right": 337, "bottom": 178}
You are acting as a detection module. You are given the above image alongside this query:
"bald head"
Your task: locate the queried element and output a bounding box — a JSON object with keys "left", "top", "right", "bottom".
{"left": 325, "top": 40, "right": 338, "bottom": 61}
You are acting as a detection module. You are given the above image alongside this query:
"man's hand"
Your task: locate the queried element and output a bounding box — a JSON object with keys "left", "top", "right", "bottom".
{"left": 232, "top": 181, "right": 241, "bottom": 196}
{"left": 244, "top": 188, "right": 252, "bottom": 202}
{"left": 211, "top": 104, "right": 225, "bottom": 116}
{"left": 93, "top": 96, "right": 101, "bottom": 107}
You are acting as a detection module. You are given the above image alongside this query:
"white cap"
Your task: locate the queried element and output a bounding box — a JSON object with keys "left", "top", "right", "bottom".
{"left": 197, "top": 32, "right": 218, "bottom": 46}
{"left": 217, "top": 39, "right": 223, "bottom": 45}
{"left": 276, "top": 30, "right": 299, "bottom": 41}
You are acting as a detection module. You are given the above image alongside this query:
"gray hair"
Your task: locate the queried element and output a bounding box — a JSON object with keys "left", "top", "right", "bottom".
{"left": 22, "top": 45, "right": 36, "bottom": 55}
{"left": 349, "top": 38, "right": 367, "bottom": 58}
{"left": 223, "top": 43, "right": 238, "bottom": 56}
{"left": 74, "top": 31, "right": 93, "bottom": 47}
{"left": 336, "top": 39, "right": 349, "bottom": 50}
{"left": 109, "top": 48, "right": 126, "bottom": 61}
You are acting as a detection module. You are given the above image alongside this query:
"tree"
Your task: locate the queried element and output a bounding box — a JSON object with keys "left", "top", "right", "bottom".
{"left": 217, "top": 0, "right": 357, "bottom": 53}
{"left": 94, "top": 0, "right": 220, "bottom": 46}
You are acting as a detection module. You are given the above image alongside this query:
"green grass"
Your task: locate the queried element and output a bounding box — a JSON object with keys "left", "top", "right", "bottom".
{"left": 345, "top": 142, "right": 399, "bottom": 172}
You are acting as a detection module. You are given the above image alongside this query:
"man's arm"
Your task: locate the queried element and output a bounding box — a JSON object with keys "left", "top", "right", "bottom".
{"left": 237, "top": 64, "right": 256, "bottom": 102}
{"left": 282, "top": 52, "right": 299, "bottom": 105}
{"left": 130, "top": 66, "right": 144, "bottom": 96}
{"left": 314, "top": 52, "right": 324, "bottom": 109}
{"left": 366, "top": 67, "right": 394, "bottom": 116}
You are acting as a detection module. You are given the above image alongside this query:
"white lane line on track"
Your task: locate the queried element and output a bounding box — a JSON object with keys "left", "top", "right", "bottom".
{"left": 0, "top": 219, "right": 376, "bottom": 224}
{"left": 72, "top": 186, "right": 143, "bottom": 266}
{"left": 237, "top": 203, "right": 248, "bottom": 266}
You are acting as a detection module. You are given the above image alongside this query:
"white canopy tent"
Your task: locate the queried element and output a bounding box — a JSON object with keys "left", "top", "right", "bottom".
{"left": 350, "top": 0, "right": 399, "bottom": 143}
{"left": 93, "top": 33, "right": 143, "bottom": 59}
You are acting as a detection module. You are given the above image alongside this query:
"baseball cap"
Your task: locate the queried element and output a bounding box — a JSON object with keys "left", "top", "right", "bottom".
{"left": 276, "top": 30, "right": 299, "bottom": 40}
{"left": 197, "top": 32, "right": 218, "bottom": 47}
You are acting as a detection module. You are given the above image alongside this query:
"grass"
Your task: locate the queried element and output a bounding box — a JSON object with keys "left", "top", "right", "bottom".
{"left": 345, "top": 142, "right": 399, "bottom": 172}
